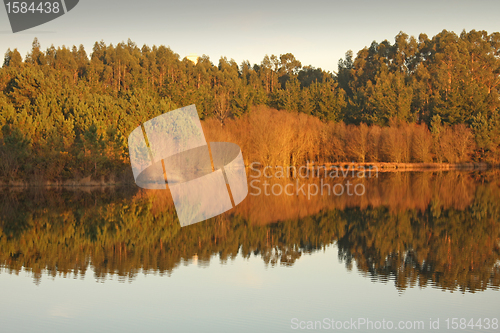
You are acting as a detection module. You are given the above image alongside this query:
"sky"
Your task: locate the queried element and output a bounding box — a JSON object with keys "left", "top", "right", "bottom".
{"left": 1, "top": 0, "right": 500, "bottom": 73}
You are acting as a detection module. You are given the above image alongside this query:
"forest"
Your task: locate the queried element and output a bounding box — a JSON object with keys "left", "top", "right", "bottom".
{"left": 0, "top": 29, "right": 500, "bottom": 182}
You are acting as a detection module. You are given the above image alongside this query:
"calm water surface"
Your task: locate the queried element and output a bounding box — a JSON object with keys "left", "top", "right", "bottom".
{"left": 0, "top": 171, "right": 499, "bottom": 332}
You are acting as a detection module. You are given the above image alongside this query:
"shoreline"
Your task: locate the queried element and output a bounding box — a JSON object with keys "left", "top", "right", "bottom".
{"left": 246, "top": 161, "right": 492, "bottom": 172}
{"left": 0, "top": 162, "right": 494, "bottom": 188}
{"left": 305, "top": 162, "right": 492, "bottom": 172}
{"left": 0, "top": 176, "right": 133, "bottom": 189}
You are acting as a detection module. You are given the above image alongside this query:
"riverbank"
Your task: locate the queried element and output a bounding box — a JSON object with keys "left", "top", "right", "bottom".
{"left": 0, "top": 162, "right": 494, "bottom": 188}
{"left": 0, "top": 175, "right": 133, "bottom": 188}
{"left": 245, "top": 161, "right": 492, "bottom": 174}
{"left": 310, "top": 162, "right": 491, "bottom": 172}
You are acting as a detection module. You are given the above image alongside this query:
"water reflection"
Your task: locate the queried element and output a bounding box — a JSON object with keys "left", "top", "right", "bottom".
{"left": 0, "top": 171, "right": 499, "bottom": 293}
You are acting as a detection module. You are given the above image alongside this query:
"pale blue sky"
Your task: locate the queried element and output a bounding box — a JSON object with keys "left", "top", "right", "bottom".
{"left": 1, "top": 0, "right": 499, "bottom": 72}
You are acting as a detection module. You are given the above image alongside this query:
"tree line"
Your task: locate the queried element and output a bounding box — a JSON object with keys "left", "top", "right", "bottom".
{"left": 1, "top": 29, "right": 500, "bottom": 182}
{"left": 203, "top": 106, "right": 478, "bottom": 168}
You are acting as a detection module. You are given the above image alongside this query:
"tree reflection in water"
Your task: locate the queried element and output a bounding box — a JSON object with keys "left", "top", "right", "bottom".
{"left": 0, "top": 171, "right": 499, "bottom": 293}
